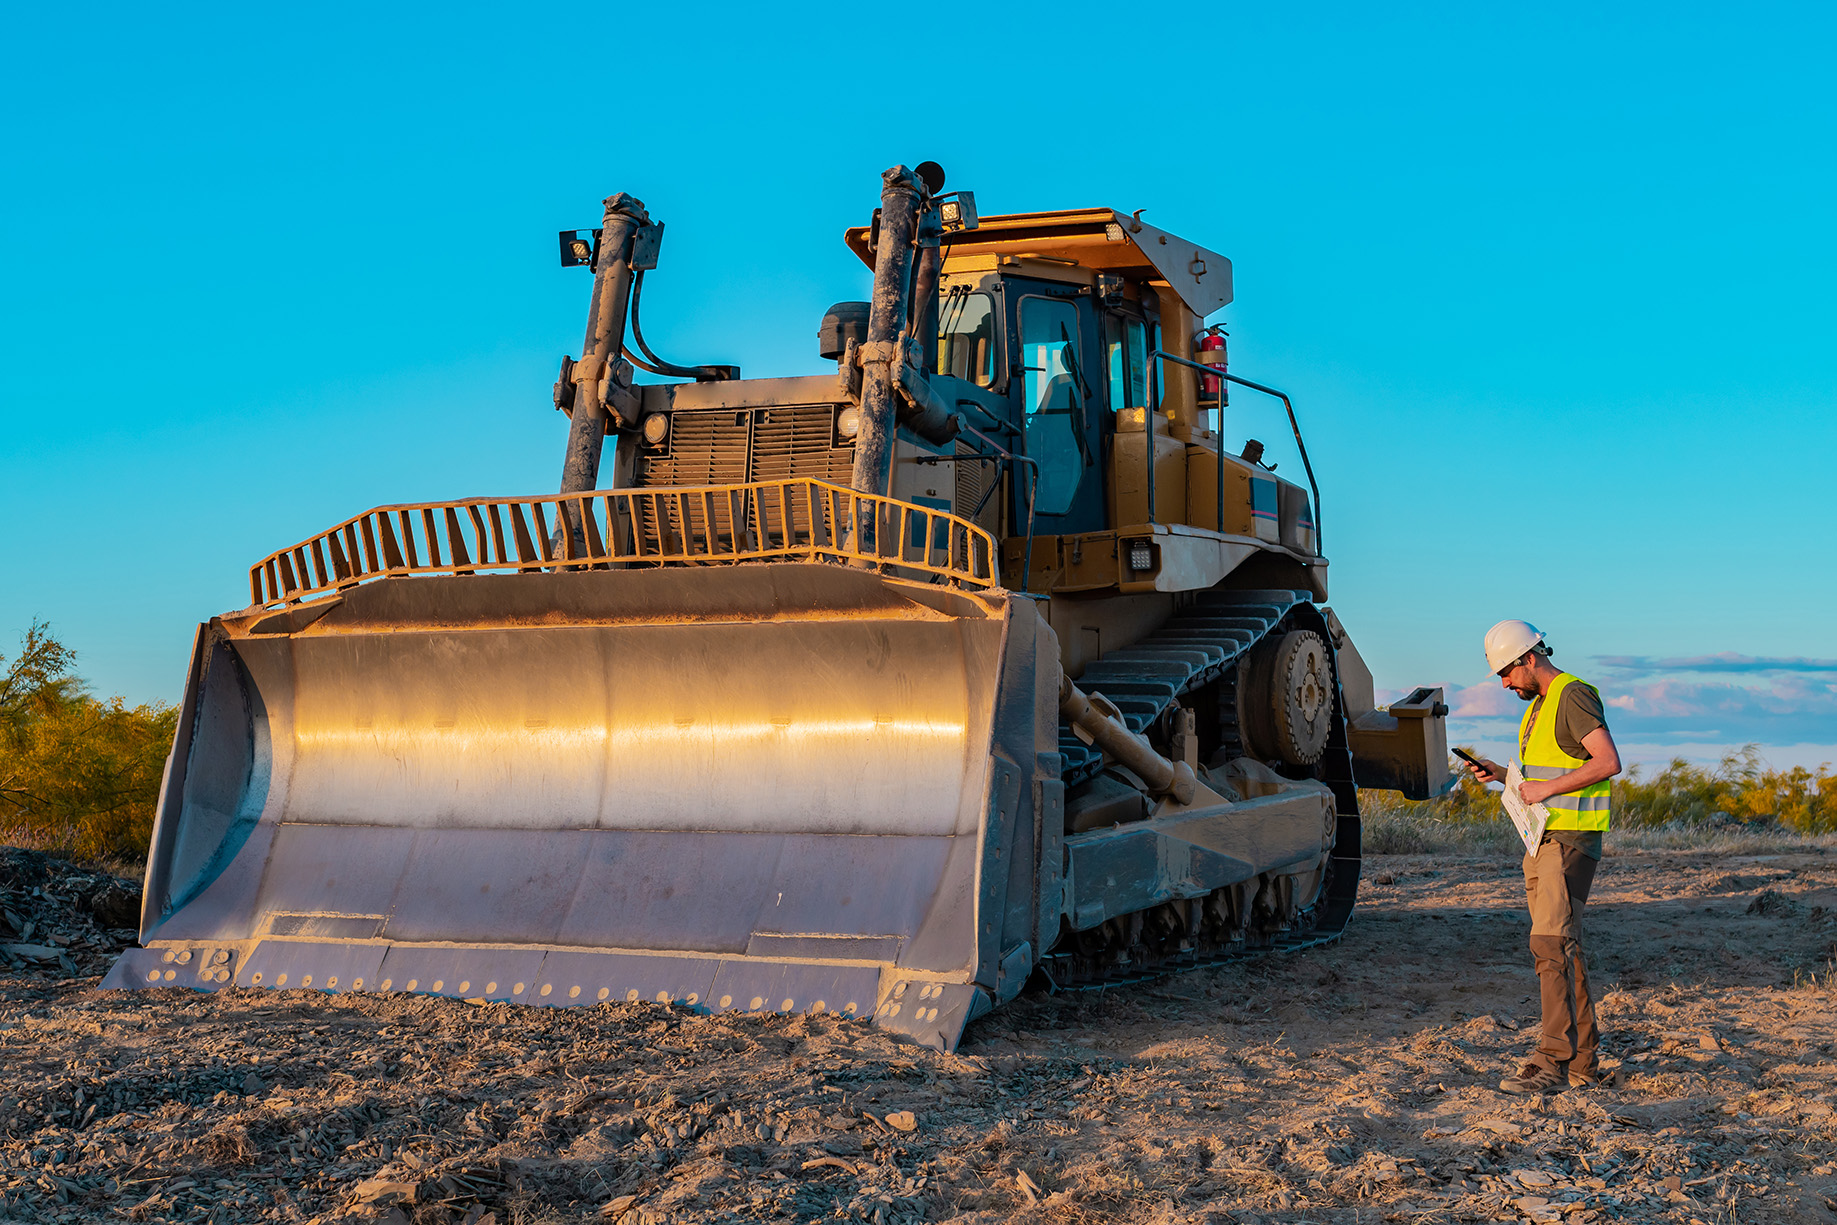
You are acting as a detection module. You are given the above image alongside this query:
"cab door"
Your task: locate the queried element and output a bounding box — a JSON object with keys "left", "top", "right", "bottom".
{"left": 1011, "top": 285, "right": 1107, "bottom": 534}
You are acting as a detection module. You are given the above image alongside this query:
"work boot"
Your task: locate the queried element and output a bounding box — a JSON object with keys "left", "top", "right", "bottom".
{"left": 1568, "top": 1063, "right": 1614, "bottom": 1090}
{"left": 1498, "top": 1062, "right": 1565, "bottom": 1095}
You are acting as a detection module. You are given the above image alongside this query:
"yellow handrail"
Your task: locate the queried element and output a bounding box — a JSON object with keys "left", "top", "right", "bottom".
{"left": 249, "top": 479, "right": 1000, "bottom": 607}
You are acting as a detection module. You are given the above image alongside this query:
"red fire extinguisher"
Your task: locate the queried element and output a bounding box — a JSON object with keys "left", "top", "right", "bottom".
{"left": 1199, "top": 330, "right": 1227, "bottom": 397}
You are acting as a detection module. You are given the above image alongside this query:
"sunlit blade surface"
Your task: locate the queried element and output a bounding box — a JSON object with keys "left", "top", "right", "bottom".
{"left": 104, "top": 565, "right": 1056, "bottom": 1051}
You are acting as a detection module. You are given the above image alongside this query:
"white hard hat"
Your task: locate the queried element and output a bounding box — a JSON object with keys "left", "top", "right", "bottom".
{"left": 1484, "top": 619, "right": 1546, "bottom": 675}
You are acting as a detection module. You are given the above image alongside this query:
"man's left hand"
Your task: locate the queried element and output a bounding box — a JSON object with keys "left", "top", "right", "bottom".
{"left": 1519, "top": 779, "right": 1555, "bottom": 806}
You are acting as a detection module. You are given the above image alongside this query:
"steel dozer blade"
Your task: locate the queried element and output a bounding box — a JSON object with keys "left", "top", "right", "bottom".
{"left": 104, "top": 564, "right": 1063, "bottom": 1051}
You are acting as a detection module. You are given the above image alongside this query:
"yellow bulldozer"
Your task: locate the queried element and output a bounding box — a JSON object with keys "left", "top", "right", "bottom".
{"left": 106, "top": 164, "right": 1452, "bottom": 1050}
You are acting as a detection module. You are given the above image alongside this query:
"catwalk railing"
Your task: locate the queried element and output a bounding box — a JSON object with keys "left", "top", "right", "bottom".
{"left": 249, "top": 478, "right": 1001, "bottom": 607}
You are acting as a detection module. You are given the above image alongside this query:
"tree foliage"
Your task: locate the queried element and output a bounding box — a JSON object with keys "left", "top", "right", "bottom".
{"left": 1621, "top": 746, "right": 1837, "bottom": 832}
{"left": 0, "top": 622, "right": 177, "bottom": 860}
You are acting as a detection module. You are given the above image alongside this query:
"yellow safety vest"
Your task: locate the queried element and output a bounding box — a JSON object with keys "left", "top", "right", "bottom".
{"left": 1519, "top": 672, "right": 1611, "bottom": 831}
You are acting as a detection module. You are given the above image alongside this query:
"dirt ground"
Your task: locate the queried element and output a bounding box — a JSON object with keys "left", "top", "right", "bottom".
{"left": 5, "top": 846, "right": 1837, "bottom": 1225}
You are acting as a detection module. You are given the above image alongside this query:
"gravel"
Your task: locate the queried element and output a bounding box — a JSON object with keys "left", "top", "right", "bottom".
{"left": 3, "top": 845, "right": 1836, "bottom": 1223}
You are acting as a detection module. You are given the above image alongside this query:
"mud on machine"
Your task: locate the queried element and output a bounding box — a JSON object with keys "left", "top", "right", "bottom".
{"left": 106, "top": 163, "right": 1454, "bottom": 1051}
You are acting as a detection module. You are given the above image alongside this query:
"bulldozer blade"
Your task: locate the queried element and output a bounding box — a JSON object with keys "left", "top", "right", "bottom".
{"left": 104, "top": 564, "right": 1063, "bottom": 1051}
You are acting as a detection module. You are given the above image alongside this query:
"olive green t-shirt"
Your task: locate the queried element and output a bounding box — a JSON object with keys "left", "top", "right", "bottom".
{"left": 1524, "top": 680, "right": 1608, "bottom": 861}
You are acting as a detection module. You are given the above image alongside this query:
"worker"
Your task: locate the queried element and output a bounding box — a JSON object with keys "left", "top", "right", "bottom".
{"left": 1464, "top": 620, "right": 1621, "bottom": 1095}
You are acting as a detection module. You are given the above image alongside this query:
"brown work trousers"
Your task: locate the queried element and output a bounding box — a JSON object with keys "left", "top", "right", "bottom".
{"left": 1523, "top": 836, "right": 1599, "bottom": 1077}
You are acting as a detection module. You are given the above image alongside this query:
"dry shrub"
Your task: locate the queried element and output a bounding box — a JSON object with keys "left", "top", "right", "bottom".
{"left": 125, "top": 1194, "right": 171, "bottom": 1222}
{"left": 1620, "top": 746, "right": 1837, "bottom": 832}
{"left": 202, "top": 1122, "right": 259, "bottom": 1166}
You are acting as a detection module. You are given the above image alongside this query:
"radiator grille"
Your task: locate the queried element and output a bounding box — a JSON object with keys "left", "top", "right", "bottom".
{"left": 640, "top": 410, "right": 751, "bottom": 487}
{"left": 750, "top": 406, "right": 855, "bottom": 484}
{"left": 954, "top": 439, "right": 1000, "bottom": 533}
{"left": 634, "top": 405, "right": 855, "bottom": 546}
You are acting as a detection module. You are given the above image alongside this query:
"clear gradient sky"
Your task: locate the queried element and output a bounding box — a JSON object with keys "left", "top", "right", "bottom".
{"left": 3, "top": 3, "right": 1833, "bottom": 771}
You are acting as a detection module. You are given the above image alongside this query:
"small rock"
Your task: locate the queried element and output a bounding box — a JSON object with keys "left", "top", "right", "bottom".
{"left": 241, "top": 1073, "right": 265, "bottom": 1096}
{"left": 883, "top": 1111, "right": 917, "bottom": 1132}
{"left": 87, "top": 883, "right": 141, "bottom": 928}
{"left": 1698, "top": 1033, "right": 1720, "bottom": 1052}
{"left": 1747, "top": 890, "right": 1800, "bottom": 916}
{"left": 1661, "top": 1175, "right": 1682, "bottom": 1192}
{"left": 1515, "top": 1169, "right": 1556, "bottom": 1187}
{"left": 352, "top": 1179, "right": 418, "bottom": 1205}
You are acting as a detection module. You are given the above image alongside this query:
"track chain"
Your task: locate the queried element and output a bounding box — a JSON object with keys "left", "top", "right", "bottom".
{"left": 1057, "top": 588, "right": 1313, "bottom": 787}
{"left": 1043, "top": 588, "right": 1363, "bottom": 993}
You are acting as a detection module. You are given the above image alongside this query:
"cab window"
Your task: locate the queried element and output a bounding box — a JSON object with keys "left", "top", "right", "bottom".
{"left": 1106, "top": 315, "right": 1148, "bottom": 413}
{"left": 1019, "top": 296, "right": 1088, "bottom": 517}
{"left": 936, "top": 289, "right": 996, "bottom": 386}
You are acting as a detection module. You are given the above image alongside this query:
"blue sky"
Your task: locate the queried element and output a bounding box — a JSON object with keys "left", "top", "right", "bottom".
{"left": 3, "top": 3, "right": 1833, "bottom": 772}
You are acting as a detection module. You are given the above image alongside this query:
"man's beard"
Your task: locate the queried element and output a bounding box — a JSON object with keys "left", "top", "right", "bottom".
{"left": 1510, "top": 683, "right": 1538, "bottom": 701}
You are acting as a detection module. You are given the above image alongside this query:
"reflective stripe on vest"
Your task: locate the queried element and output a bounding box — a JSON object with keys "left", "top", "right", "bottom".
{"left": 1518, "top": 671, "right": 1611, "bottom": 831}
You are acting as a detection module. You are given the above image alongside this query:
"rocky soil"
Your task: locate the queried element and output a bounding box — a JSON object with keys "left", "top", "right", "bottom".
{"left": 3, "top": 845, "right": 1837, "bottom": 1224}
{"left": 1, "top": 847, "right": 141, "bottom": 979}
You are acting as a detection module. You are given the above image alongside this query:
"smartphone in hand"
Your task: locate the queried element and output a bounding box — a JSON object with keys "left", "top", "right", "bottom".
{"left": 1452, "top": 746, "right": 1487, "bottom": 771}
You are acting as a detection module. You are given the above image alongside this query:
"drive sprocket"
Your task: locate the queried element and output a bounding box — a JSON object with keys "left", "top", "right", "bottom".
{"left": 1240, "top": 628, "right": 1333, "bottom": 766}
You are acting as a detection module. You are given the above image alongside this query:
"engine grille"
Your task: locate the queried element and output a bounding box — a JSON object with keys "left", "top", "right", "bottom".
{"left": 954, "top": 438, "right": 1000, "bottom": 533}
{"left": 634, "top": 405, "right": 855, "bottom": 546}
{"left": 636, "top": 406, "right": 853, "bottom": 488}
{"left": 751, "top": 407, "right": 855, "bottom": 484}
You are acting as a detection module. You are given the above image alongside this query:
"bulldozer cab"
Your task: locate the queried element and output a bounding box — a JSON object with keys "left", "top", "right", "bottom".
{"left": 834, "top": 208, "right": 1319, "bottom": 599}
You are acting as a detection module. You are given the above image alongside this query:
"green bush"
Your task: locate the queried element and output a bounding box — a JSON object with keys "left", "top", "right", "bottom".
{"left": 0, "top": 622, "right": 177, "bottom": 861}
{"left": 1360, "top": 744, "right": 1837, "bottom": 854}
{"left": 1617, "top": 746, "right": 1837, "bottom": 832}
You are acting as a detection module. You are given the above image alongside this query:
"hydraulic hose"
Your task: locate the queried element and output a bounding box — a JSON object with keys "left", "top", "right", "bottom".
{"left": 624, "top": 271, "right": 729, "bottom": 381}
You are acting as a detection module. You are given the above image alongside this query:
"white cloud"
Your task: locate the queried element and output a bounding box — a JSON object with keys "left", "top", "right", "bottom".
{"left": 1447, "top": 680, "right": 1527, "bottom": 718}
{"left": 1597, "top": 653, "right": 1837, "bottom": 677}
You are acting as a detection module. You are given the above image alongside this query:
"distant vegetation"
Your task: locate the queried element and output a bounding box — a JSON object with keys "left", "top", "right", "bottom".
{"left": 1364, "top": 745, "right": 1837, "bottom": 855}
{"left": 0, "top": 622, "right": 176, "bottom": 862}
{"left": 4, "top": 619, "right": 1834, "bottom": 866}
